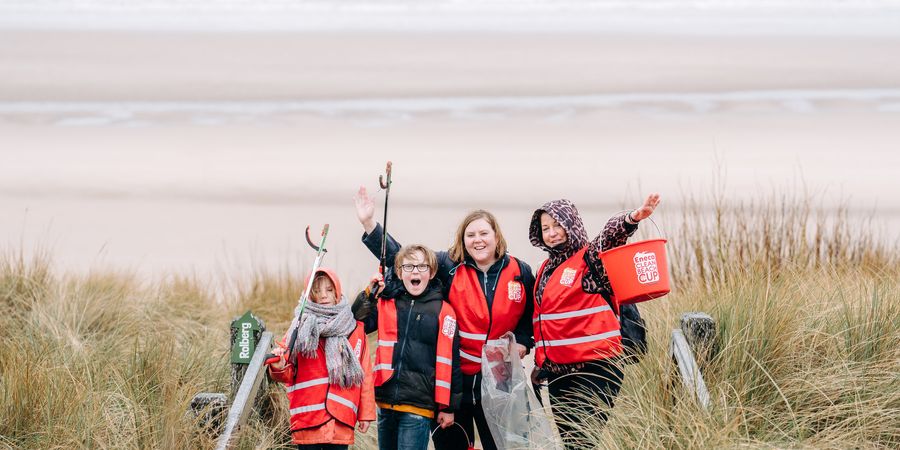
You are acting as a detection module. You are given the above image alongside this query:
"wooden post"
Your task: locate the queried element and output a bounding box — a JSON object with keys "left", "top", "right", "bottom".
{"left": 216, "top": 331, "right": 274, "bottom": 450}
{"left": 230, "top": 311, "right": 272, "bottom": 417}
{"left": 680, "top": 312, "right": 717, "bottom": 367}
{"left": 670, "top": 312, "right": 716, "bottom": 410}
{"left": 230, "top": 311, "right": 265, "bottom": 395}
{"left": 187, "top": 393, "right": 228, "bottom": 435}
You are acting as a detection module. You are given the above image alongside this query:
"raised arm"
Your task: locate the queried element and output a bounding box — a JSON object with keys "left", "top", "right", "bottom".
{"left": 355, "top": 185, "right": 455, "bottom": 293}
{"left": 355, "top": 185, "right": 402, "bottom": 264}
{"left": 585, "top": 194, "right": 661, "bottom": 294}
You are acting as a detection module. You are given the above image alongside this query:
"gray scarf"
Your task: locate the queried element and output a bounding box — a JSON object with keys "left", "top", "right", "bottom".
{"left": 291, "top": 296, "right": 364, "bottom": 388}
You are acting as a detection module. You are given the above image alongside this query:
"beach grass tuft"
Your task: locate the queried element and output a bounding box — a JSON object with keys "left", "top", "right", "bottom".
{"left": 1, "top": 191, "right": 898, "bottom": 449}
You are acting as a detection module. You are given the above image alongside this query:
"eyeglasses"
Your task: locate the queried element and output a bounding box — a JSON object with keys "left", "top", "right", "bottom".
{"left": 400, "top": 264, "right": 431, "bottom": 273}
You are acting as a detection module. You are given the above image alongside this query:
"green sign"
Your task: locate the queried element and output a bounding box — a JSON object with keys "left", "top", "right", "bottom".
{"left": 231, "top": 311, "right": 262, "bottom": 364}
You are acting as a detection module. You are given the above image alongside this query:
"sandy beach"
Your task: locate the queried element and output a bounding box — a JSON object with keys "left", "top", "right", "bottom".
{"left": 2, "top": 30, "right": 900, "bottom": 285}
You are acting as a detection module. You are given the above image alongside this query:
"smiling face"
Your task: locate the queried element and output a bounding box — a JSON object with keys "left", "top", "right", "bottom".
{"left": 540, "top": 212, "right": 568, "bottom": 248}
{"left": 399, "top": 250, "right": 434, "bottom": 296}
{"left": 464, "top": 218, "right": 498, "bottom": 267}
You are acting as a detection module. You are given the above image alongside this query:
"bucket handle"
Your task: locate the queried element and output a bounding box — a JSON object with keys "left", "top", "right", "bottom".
{"left": 615, "top": 210, "right": 665, "bottom": 240}
{"left": 430, "top": 421, "right": 473, "bottom": 447}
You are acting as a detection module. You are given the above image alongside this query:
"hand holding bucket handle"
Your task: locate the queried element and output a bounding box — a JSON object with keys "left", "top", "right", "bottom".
{"left": 430, "top": 422, "right": 476, "bottom": 450}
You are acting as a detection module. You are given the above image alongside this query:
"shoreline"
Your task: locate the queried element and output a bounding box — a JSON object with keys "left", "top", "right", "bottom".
{"left": 3, "top": 31, "right": 900, "bottom": 101}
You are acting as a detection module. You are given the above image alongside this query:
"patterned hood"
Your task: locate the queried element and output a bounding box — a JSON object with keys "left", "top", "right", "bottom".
{"left": 529, "top": 198, "right": 589, "bottom": 267}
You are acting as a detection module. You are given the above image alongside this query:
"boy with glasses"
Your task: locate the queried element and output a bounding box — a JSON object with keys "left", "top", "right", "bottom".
{"left": 355, "top": 244, "right": 462, "bottom": 450}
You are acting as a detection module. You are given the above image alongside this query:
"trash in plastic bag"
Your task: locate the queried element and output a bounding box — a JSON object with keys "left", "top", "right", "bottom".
{"left": 481, "top": 332, "right": 562, "bottom": 450}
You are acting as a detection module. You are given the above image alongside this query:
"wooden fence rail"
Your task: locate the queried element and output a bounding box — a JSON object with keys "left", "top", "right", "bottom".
{"left": 215, "top": 331, "right": 273, "bottom": 450}
{"left": 670, "top": 312, "right": 716, "bottom": 410}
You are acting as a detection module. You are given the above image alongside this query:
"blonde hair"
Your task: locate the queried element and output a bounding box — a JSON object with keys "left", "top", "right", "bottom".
{"left": 310, "top": 273, "right": 334, "bottom": 302}
{"left": 394, "top": 244, "right": 438, "bottom": 277}
{"left": 448, "top": 210, "right": 508, "bottom": 263}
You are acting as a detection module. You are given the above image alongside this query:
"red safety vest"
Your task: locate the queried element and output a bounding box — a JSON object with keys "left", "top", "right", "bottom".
{"left": 284, "top": 322, "right": 367, "bottom": 430}
{"left": 533, "top": 247, "right": 622, "bottom": 367}
{"left": 447, "top": 258, "right": 527, "bottom": 375}
{"left": 373, "top": 298, "right": 457, "bottom": 408}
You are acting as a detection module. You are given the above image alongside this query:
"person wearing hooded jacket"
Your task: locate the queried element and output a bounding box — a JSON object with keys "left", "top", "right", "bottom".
{"left": 268, "top": 268, "right": 376, "bottom": 450}
{"left": 354, "top": 186, "right": 535, "bottom": 450}
{"left": 529, "top": 194, "right": 660, "bottom": 448}
{"left": 359, "top": 243, "right": 463, "bottom": 450}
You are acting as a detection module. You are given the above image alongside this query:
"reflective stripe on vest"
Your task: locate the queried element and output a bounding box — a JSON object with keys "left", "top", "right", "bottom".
{"left": 288, "top": 393, "right": 359, "bottom": 417}
{"left": 286, "top": 323, "right": 367, "bottom": 430}
{"left": 460, "top": 350, "right": 481, "bottom": 363}
{"left": 533, "top": 248, "right": 622, "bottom": 367}
{"left": 374, "top": 298, "right": 457, "bottom": 409}
{"left": 533, "top": 305, "right": 612, "bottom": 323}
{"left": 286, "top": 377, "right": 329, "bottom": 393}
{"left": 327, "top": 392, "right": 359, "bottom": 413}
{"left": 374, "top": 300, "right": 399, "bottom": 387}
{"left": 447, "top": 258, "right": 526, "bottom": 376}
{"left": 458, "top": 330, "right": 487, "bottom": 341}
{"left": 290, "top": 403, "right": 325, "bottom": 415}
{"left": 433, "top": 303, "right": 457, "bottom": 408}
{"left": 534, "top": 330, "right": 621, "bottom": 348}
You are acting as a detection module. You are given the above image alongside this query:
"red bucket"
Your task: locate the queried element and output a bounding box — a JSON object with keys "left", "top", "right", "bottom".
{"left": 599, "top": 237, "right": 670, "bottom": 304}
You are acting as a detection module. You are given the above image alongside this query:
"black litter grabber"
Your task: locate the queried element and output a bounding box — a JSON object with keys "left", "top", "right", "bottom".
{"left": 265, "top": 224, "right": 330, "bottom": 366}
{"left": 365, "top": 161, "right": 392, "bottom": 301}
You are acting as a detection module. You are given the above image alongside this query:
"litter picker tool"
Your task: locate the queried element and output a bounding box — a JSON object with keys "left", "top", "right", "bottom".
{"left": 265, "top": 224, "right": 329, "bottom": 366}
{"left": 366, "top": 161, "right": 392, "bottom": 299}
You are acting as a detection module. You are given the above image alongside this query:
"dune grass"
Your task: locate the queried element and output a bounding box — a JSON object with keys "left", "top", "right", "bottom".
{"left": 565, "top": 192, "right": 899, "bottom": 449}
{"left": 1, "top": 192, "right": 897, "bottom": 449}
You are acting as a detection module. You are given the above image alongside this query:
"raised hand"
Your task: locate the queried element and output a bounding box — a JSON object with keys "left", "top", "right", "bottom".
{"left": 354, "top": 185, "right": 377, "bottom": 233}
{"left": 630, "top": 193, "right": 661, "bottom": 222}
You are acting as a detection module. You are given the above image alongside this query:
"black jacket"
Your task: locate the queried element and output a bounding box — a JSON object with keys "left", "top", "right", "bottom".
{"left": 354, "top": 279, "right": 463, "bottom": 413}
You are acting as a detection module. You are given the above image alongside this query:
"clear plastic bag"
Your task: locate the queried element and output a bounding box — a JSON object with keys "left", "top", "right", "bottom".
{"left": 480, "top": 332, "right": 562, "bottom": 450}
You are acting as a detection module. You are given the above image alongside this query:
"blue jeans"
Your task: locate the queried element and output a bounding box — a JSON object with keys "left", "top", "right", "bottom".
{"left": 377, "top": 408, "right": 432, "bottom": 450}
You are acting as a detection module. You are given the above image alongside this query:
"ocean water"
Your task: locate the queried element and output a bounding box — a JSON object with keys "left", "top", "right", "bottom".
{"left": 2, "top": 89, "right": 900, "bottom": 128}
{"left": 1, "top": 0, "right": 900, "bottom": 33}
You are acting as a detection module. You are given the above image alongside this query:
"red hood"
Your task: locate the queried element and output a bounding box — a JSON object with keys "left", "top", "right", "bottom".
{"left": 304, "top": 267, "right": 343, "bottom": 300}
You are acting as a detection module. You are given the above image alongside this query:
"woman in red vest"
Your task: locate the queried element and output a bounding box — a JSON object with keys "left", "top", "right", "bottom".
{"left": 269, "top": 268, "right": 376, "bottom": 450}
{"left": 529, "top": 194, "right": 660, "bottom": 448}
{"left": 354, "top": 186, "right": 535, "bottom": 450}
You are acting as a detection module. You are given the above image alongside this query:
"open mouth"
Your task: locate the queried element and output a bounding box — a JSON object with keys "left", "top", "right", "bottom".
{"left": 410, "top": 279, "right": 422, "bottom": 287}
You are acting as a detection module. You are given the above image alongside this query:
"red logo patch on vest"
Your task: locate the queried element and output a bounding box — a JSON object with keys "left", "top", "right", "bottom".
{"left": 560, "top": 268, "right": 578, "bottom": 287}
{"left": 507, "top": 281, "right": 523, "bottom": 302}
{"left": 442, "top": 316, "right": 457, "bottom": 338}
{"left": 353, "top": 338, "right": 362, "bottom": 358}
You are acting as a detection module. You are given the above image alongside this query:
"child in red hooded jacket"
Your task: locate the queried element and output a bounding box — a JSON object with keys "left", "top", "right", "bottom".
{"left": 269, "top": 268, "right": 375, "bottom": 450}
